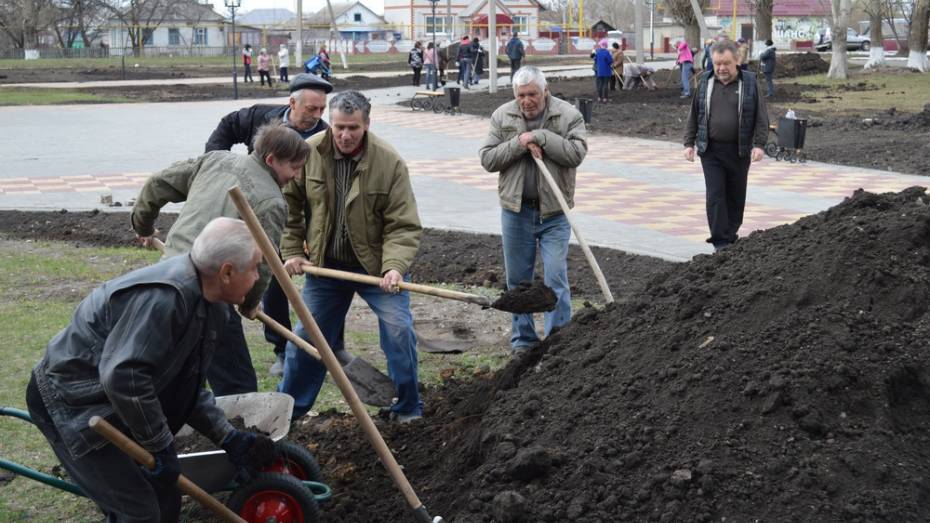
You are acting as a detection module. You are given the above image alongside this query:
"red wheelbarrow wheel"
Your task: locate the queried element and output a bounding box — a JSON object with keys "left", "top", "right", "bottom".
{"left": 263, "top": 440, "right": 323, "bottom": 482}
{"left": 228, "top": 472, "right": 320, "bottom": 523}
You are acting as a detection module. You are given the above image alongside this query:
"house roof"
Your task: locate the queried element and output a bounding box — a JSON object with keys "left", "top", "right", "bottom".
{"left": 239, "top": 8, "right": 295, "bottom": 25}
{"left": 107, "top": 0, "right": 224, "bottom": 23}
{"left": 708, "top": 0, "right": 829, "bottom": 18}
{"left": 461, "top": 0, "right": 513, "bottom": 18}
{"left": 303, "top": 1, "right": 386, "bottom": 26}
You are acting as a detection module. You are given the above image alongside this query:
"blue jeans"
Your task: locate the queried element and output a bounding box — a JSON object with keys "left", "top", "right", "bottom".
{"left": 424, "top": 64, "right": 437, "bottom": 89}
{"left": 501, "top": 206, "right": 572, "bottom": 349}
{"left": 278, "top": 268, "right": 421, "bottom": 418}
{"left": 680, "top": 61, "right": 693, "bottom": 96}
{"left": 764, "top": 70, "right": 775, "bottom": 96}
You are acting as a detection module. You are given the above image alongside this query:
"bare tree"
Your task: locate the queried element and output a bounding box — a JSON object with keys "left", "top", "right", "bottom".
{"left": 664, "top": 0, "right": 707, "bottom": 49}
{"left": 827, "top": 0, "right": 852, "bottom": 79}
{"left": 863, "top": 0, "right": 885, "bottom": 67}
{"left": 906, "top": 0, "right": 929, "bottom": 70}
{"left": 0, "top": 0, "right": 58, "bottom": 48}
{"left": 99, "top": 0, "right": 186, "bottom": 55}
{"left": 50, "top": 0, "right": 107, "bottom": 48}
{"left": 752, "top": 0, "right": 773, "bottom": 42}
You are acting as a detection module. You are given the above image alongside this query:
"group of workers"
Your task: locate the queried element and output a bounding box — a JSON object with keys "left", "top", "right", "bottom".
{"left": 25, "top": 37, "right": 771, "bottom": 522}
{"left": 241, "top": 43, "right": 294, "bottom": 87}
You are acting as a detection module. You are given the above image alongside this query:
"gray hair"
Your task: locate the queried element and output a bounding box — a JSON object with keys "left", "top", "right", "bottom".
{"left": 191, "top": 217, "right": 258, "bottom": 274}
{"left": 329, "top": 91, "right": 371, "bottom": 123}
{"left": 711, "top": 40, "right": 739, "bottom": 59}
{"left": 511, "top": 66, "right": 547, "bottom": 94}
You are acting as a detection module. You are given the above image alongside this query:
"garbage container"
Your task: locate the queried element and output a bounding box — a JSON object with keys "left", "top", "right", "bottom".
{"left": 777, "top": 117, "right": 808, "bottom": 149}
{"left": 446, "top": 86, "right": 461, "bottom": 110}
{"left": 575, "top": 98, "right": 593, "bottom": 124}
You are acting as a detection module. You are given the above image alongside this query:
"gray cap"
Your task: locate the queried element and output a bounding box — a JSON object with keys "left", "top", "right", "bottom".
{"left": 289, "top": 73, "right": 333, "bottom": 94}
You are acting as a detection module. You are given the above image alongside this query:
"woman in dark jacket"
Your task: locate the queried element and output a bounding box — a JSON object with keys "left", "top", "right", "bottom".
{"left": 408, "top": 41, "right": 423, "bottom": 86}
{"left": 593, "top": 39, "right": 614, "bottom": 102}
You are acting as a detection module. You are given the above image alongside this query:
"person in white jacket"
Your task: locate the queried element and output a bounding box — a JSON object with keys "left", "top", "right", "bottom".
{"left": 278, "top": 43, "right": 290, "bottom": 83}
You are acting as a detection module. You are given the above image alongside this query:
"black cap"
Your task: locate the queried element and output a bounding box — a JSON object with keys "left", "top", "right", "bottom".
{"left": 289, "top": 73, "right": 333, "bottom": 94}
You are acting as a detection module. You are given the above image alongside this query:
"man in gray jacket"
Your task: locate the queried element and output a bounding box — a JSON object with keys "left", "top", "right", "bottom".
{"left": 131, "top": 123, "right": 310, "bottom": 396}
{"left": 26, "top": 218, "right": 271, "bottom": 523}
{"left": 479, "top": 66, "right": 588, "bottom": 356}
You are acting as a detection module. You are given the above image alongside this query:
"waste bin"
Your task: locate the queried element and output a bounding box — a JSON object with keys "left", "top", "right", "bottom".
{"left": 575, "top": 98, "right": 593, "bottom": 124}
{"left": 446, "top": 86, "right": 461, "bottom": 110}
{"left": 777, "top": 117, "right": 808, "bottom": 149}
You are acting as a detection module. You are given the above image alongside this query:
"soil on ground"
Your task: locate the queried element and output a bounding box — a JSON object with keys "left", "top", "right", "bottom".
{"left": 450, "top": 54, "right": 930, "bottom": 177}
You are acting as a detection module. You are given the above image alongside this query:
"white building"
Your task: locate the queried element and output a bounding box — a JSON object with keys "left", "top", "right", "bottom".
{"left": 106, "top": 1, "right": 227, "bottom": 55}
{"left": 382, "top": 0, "right": 542, "bottom": 41}
{"left": 299, "top": 1, "right": 391, "bottom": 40}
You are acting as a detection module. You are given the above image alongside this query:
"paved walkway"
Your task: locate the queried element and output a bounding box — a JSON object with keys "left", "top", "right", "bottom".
{"left": 1, "top": 83, "right": 926, "bottom": 261}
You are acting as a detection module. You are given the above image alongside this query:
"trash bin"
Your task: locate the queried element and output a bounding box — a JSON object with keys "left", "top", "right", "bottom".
{"left": 446, "top": 86, "right": 461, "bottom": 109}
{"left": 575, "top": 98, "right": 593, "bottom": 124}
{"left": 777, "top": 117, "right": 808, "bottom": 149}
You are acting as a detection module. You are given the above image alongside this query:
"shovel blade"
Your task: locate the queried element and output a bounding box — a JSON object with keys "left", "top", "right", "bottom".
{"left": 343, "top": 357, "right": 396, "bottom": 407}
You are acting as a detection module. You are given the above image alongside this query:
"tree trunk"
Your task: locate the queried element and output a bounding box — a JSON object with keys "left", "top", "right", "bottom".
{"left": 754, "top": 0, "right": 773, "bottom": 42}
{"left": 906, "top": 0, "right": 929, "bottom": 72}
{"left": 827, "top": 0, "right": 851, "bottom": 79}
{"left": 688, "top": 0, "right": 708, "bottom": 42}
{"left": 864, "top": 0, "right": 885, "bottom": 68}
{"left": 685, "top": 20, "right": 700, "bottom": 50}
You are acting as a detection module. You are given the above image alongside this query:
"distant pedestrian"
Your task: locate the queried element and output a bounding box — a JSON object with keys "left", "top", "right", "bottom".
{"left": 424, "top": 42, "right": 438, "bottom": 90}
{"left": 258, "top": 48, "right": 273, "bottom": 87}
{"left": 736, "top": 38, "right": 750, "bottom": 71}
{"left": 242, "top": 44, "right": 253, "bottom": 82}
{"left": 278, "top": 44, "right": 290, "bottom": 82}
{"left": 409, "top": 41, "right": 423, "bottom": 87}
{"left": 505, "top": 31, "right": 525, "bottom": 77}
{"left": 676, "top": 40, "right": 694, "bottom": 98}
{"left": 702, "top": 38, "right": 714, "bottom": 72}
{"left": 471, "top": 37, "right": 483, "bottom": 84}
{"left": 759, "top": 39, "right": 776, "bottom": 97}
{"left": 593, "top": 39, "right": 613, "bottom": 102}
{"left": 609, "top": 42, "right": 624, "bottom": 91}
{"left": 457, "top": 36, "right": 472, "bottom": 89}
{"left": 683, "top": 40, "right": 769, "bottom": 252}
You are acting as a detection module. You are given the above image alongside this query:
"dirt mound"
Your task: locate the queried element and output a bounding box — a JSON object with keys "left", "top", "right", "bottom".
{"left": 775, "top": 52, "right": 829, "bottom": 78}
{"left": 291, "top": 187, "right": 930, "bottom": 522}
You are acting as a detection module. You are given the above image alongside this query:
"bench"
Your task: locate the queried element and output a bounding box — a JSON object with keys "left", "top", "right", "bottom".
{"left": 410, "top": 90, "right": 446, "bottom": 113}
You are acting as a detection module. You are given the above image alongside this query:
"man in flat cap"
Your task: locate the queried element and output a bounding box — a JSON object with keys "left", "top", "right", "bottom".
{"left": 204, "top": 73, "right": 333, "bottom": 378}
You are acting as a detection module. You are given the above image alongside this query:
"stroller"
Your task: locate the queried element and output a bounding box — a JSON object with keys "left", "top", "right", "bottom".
{"left": 304, "top": 55, "right": 332, "bottom": 80}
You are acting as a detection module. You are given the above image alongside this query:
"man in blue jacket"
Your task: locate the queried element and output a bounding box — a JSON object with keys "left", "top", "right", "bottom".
{"left": 26, "top": 218, "right": 271, "bottom": 523}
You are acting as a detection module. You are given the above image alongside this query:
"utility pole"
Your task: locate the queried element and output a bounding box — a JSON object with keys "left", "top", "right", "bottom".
{"left": 650, "top": 0, "right": 655, "bottom": 60}
{"left": 634, "top": 0, "right": 643, "bottom": 63}
{"left": 226, "top": 0, "right": 240, "bottom": 100}
{"left": 489, "top": 0, "right": 497, "bottom": 92}
{"left": 296, "top": 0, "right": 302, "bottom": 69}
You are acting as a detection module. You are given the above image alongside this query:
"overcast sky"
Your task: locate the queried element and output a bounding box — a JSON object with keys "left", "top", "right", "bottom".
{"left": 233, "top": 0, "right": 385, "bottom": 16}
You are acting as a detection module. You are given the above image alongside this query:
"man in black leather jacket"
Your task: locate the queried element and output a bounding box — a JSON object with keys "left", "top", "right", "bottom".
{"left": 26, "top": 217, "right": 271, "bottom": 523}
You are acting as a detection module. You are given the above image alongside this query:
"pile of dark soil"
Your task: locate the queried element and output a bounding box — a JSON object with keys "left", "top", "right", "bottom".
{"left": 774, "top": 52, "right": 830, "bottom": 78}
{"left": 289, "top": 187, "right": 930, "bottom": 522}
{"left": 0, "top": 210, "right": 673, "bottom": 300}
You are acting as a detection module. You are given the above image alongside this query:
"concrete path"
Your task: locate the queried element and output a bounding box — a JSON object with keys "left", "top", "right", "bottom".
{"left": 1, "top": 81, "right": 926, "bottom": 262}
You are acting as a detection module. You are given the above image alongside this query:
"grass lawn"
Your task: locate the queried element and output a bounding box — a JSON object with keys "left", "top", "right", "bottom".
{"left": 791, "top": 68, "right": 930, "bottom": 113}
{"left": 0, "top": 238, "right": 512, "bottom": 521}
{"left": 0, "top": 87, "right": 131, "bottom": 105}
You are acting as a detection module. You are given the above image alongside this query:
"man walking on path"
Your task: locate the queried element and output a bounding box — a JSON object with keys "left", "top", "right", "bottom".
{"left": 203, "top": 73, "right": 332, "bottom": 377}
{"left": 759, "top": 39, "right": 777, "bottom": 97}
{"left": 279, "top": 91, "right": 424, "bottom": 422}
{"left": 479, "top": 66, "right": 588, "bottom": 357}
{"left": 27, "top": 218, "right": 272, "bottom": 523}
{"left": 457, "top": 36, "right": 473, "bottom": 89}
{"left": 683, "top": 40, "right": 769, "bottom": 252}
{"left": 131, "top": 124, "right": 311, "bottom": 395}
{"left": 505, "top": 31, "right": 525, "bottom": 77}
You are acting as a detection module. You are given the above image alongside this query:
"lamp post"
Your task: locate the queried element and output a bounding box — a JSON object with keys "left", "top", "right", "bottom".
{"left": 428, "top": 0, "right": 438, "bottom": 54}
{"left": 225, "top": 0, "right": 240, "bottom": 100}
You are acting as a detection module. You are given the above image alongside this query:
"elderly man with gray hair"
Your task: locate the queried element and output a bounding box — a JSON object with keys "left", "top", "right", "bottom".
{"left": 279, "top": 90, "right": 424, "bottom": 423}
{"left": 26, "top": 217, "right": 273, "bottom": 523}
{"left": 479, "top": 66, "right": 588, "bottom": 357}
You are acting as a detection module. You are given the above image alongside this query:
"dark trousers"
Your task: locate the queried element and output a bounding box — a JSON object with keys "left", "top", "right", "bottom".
{"left": 609, "top": 71, "right": 620, "bottom": 91}
{"left": 510, "top": 59, "right": 521, "bottom": 77}
{"left": 205, "top": 304, "right": 258, "bottom": 396}
{"left": 279, "top": 66, "right": 288, "bottom": 82}
{"left": 27, "top": 375, "right": 180, "bottom": 523}
{"left": 259, "top": 70, "right": 273, "bottom": 86}
{"left": 596, "top": 76, "right": 610, "bottom": 99}
{"left": 412, "top": 66, "right": 421, "bottom": 86}
{"left": 700, "top": 142, "right": 751, "bottom": 248}
{"left": 764, "top": 70, "right": 775, "bottom": 96}
{"left": 243, "top": 64, "right": 253, "bottom": 82}
{"left": 262, "top": 276, "right": 291, "bottom": 357}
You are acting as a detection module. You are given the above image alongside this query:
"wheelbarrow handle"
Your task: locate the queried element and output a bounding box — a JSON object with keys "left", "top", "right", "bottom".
{"left": 88, "top": 416, "right": 246, "bottom": 523}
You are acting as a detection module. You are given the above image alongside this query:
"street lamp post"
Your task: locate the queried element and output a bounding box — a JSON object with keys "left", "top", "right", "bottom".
{"left": 429, "top": 0, "right": 438, "bottom": 55}
{"left": 429, "top": 0, "right": 439, "bottom": 90}
{"left": 226, "top": 0, "right": 240, "bottom": 100}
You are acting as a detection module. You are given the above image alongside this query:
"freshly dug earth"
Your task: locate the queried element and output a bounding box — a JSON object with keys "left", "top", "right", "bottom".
{"left": 490, "top": 280, "right": 558, "bottom": 314}
{"left": 453, "top": 66, "right": 930, "bottom": 177}
{"left": 0, "top": 210, "right": 671, "bottom": 300}
{"left": 290, "top": 186, "right": 930, "bottom": 522}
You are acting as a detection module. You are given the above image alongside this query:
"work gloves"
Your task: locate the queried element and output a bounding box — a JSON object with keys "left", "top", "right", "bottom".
{"left": 221, "top": 430, "right": 276, "bottom": 484}
{"left": 141, "top": 441, "right": 181, "bottom": 489}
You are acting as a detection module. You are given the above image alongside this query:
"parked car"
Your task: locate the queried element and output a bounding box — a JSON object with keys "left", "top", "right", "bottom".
{"left": 816, "top": 27, "right": 871, "bottom": 51}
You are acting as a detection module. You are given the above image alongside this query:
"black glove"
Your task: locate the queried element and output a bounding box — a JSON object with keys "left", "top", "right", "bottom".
{"left": 222, "top": 430, "right": 275, "bottom": 484}
{"left": 140, "top": 441, "right": 181, "bottom": 489}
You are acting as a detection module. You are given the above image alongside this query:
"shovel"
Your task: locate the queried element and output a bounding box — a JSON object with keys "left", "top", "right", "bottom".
{"left": 88, "top": 416, "right": 246, "bottom": 523}
{"left": 148, "top": 238, "right": 395, "bottom": 407}
{"left": 302, "top": 265, "right": 557, "bottom": 314}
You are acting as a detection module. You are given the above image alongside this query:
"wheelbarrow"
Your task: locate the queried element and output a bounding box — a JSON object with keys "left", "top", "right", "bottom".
{"left": 0, "top": 392, "right": 331, "bottom": 523}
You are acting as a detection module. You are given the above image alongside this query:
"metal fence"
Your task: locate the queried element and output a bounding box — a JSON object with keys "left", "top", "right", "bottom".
{"left": 0, "top": 46, "right": 234, "bottom": 60}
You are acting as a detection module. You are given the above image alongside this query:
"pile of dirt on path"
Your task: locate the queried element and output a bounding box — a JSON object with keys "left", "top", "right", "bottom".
{"left": 289, "top": 186, "right": 930, "bottom": 522}
{"left": 0, "top": 210, "right": 674, "bottom": 300}
{"left": 773, "top": 52, "right": 829, "bottom": 78}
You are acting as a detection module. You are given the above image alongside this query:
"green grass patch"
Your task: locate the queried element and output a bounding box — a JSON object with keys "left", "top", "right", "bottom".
{"left": 791, "top": 69, "right": 930, "bottom": 113}
{"left": 0, "top": 87, "right": 132, "bottom": 106}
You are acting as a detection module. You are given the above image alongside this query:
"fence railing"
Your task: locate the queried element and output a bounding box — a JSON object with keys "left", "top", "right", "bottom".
{"left": 0, "top": 46, "right": 235, "bottom": 60}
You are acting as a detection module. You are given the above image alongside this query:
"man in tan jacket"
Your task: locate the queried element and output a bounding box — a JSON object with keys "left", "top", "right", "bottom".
{"left": 479, "top": 66, "right": 588, "bottom": 357}
{"left": 279, "top": 91, "right": 424, "bottom": 422}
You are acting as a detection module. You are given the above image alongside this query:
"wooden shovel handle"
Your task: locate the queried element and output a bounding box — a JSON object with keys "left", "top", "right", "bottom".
{"left": 254, "top": 311, "right": 322, "bottom": 360}
{"left": 532, "top": 156, "right": 614, "bottom": 303}
{"left": 302, "top": 265, "right": 491, "bottom": 307}
{"left": 88, "top": 416, "right": 246, "bottom": 523}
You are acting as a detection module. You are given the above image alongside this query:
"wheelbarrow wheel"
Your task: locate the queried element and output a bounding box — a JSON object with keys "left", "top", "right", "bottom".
{"left": 228, "top": 472, "right": 320, "bottom": 523}
{"left": 764, "top": 143, "right": 778, "bottom": 158}
{"left": 264, "top": 440, "right": 323, "bottom": 482}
